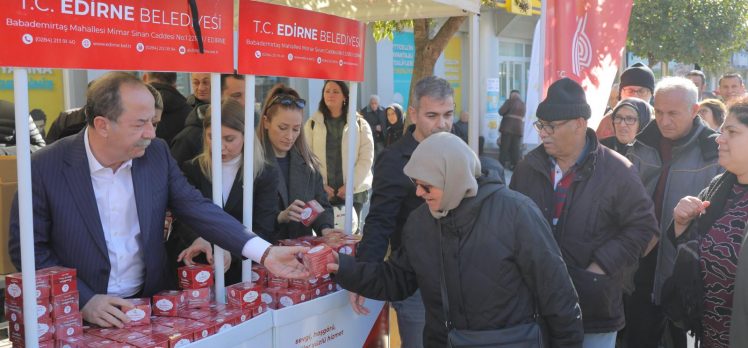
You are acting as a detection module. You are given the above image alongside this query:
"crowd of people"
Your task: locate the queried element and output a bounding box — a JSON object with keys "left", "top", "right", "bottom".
{"left": 4, "top": 62, "right": 748, "bottom": 348}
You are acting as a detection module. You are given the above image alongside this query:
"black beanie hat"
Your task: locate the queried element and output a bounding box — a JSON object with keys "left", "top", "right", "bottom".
{"left": 536, "top": 78, "right": 591, "bottom": 121}
{"left": 620, "top": 63, "right": 655, "bottom": 93}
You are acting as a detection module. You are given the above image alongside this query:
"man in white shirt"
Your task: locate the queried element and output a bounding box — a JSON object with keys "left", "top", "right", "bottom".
{"left": 9, "top": 72, "right": 308, "bottom": 328}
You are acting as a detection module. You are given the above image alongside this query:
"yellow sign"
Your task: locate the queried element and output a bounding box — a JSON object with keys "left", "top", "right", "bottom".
{"left": 0, "top": 68, "right": 65, "bottom": 136}
{"left": 505, "top": 0, "right": 541, "bottom": 16}
{"left": 444, "top": 36, "right": 463, "bottom": 113}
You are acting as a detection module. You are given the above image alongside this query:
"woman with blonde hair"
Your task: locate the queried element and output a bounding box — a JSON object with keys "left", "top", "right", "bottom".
{"left": 169, "top": 99, "right": 279, "bottom": 285}
{"left": 258, "top": 84, "right": 337, "bottom": 242}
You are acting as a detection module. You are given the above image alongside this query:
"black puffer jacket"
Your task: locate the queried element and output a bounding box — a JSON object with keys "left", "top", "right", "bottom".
{"left": 170, "top": 104, "right": 207, "bottom": 165}
{"left": 151, "top": 82, "right": 191, "bottom": 145}
{"left": 337, "top": 173, "right": 584, "bottom": 347}
{"left": 510, "top": 129, "right": 658, "bottom": 333}
{"left": 0, "top": 100, "right": 45, "bottom": 154}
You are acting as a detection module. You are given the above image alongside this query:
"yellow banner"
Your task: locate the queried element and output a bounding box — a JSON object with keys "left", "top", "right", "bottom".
{"left": 444, "top": 36, "right": 462, "bottom": 113}
{"left": 0, "top": 68, "right": 65, "bottom": 136}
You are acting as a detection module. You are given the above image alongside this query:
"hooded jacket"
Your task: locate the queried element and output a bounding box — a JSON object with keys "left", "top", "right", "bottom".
{"left": 170, "top": 104, "right": 208, "bottom": 165}
{"left": 511, "top": 129, "right": 658, "bottom": 333}
{"left": 626, "top": 116, "right": 722, "bottom": 303}
{"left": 336, "top": 172, "right": 584, "bottom": 347}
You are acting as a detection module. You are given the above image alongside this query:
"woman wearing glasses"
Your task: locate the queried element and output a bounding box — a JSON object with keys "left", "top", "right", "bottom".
{"left": 258, "top": 84, "right": 337, "bottom": 242}
{"left": 600, "top": 98, "right": 653, "bottom": 155}
{"left": 171, "top": 99, "right": 280, "bottom": 285}
{"left": 305, "top": 80, "right": 374, "bottom": 223}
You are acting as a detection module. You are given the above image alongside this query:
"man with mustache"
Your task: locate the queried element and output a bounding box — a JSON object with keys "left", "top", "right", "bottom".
{"left": 625, "top": 77, "right": 722, "bottom": 348}
{"left": 510, "top": 78, "right": 658, "bottom": 348}
{"left": 9, "top": 72, "right": 310, "bottom": 329}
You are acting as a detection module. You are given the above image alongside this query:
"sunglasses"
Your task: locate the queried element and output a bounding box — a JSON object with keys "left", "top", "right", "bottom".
{"left": 269, "top": 94, "right": 306, "bottom": 109}
{"left": 409, "top": 178, "right": 433, "bottom": 194}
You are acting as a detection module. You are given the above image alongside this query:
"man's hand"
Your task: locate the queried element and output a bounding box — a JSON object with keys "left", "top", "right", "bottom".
{"left": 336, "top": 186, "right": 347, "bottom": 200}
{"left": 263, "top": 246, "right": 311, "bottom": 279}
{"left": 324, "top": 185, "right": 336, "bottom": 200}
{"left": 278, "top": 200, "right": 307, "bottom": 224}
{"left": 81, "top": 295, "right": 132, "bottom": 328}
{"left": 586, "top": 262, "right": 606, "bottom": 275}
{"left": 177, "top": 238, "right": 230, "bottom": 272}
{"left": 348, "top": 292, "right": 370, "bottom": 315}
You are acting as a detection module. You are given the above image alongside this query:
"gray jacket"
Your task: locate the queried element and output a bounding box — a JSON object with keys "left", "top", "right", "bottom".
{"left": 627, "top": 117, "right": 722, "bottom": 303}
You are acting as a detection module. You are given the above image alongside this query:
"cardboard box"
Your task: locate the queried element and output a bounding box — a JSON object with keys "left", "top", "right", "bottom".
{"left": 8, "top": 320, "right": 55, "bottom": 345}
{"left": 51, "top": 291, "right": 80, "bottom": 320}
{"left": 250, "top": 264, "right": 267, "bottom": 287}
{"left": 253, "top": 303, "right": 269, "bottom": 317}
{"left": 37, "top": 266, "right": 77, "bottom": 296}
{"left": 0, "top": 156, "right": 17, "bottom": 274}
{"left": 5, "top": 301, "right": 52, "bottom": 323}
{"left": 300, "top": 200, "right": 324, "bottom": 226}
{"left": 184, "top": 320, "right": 214, "bottom": 341}
{"left": 302, "top": 244, "right": 335, "bottom": 278}
{"left": 53, "top": 313, "right": 83, "bottom": 340}
{"left": 277, "top": 288, "right": 307, "bottom": 308}
{"left": 290, "top": 277, "right": 319, "bottom": 290}
{"left": 152, "top": 290, "right": 186, "bottom": 317}
{"left": 178, "top": 264, "right": 213, "bottom": 289}
{"left": 185, "top": 287, "right": 212, "bottom": 309}
{"left": 268, "top": 274, "right": 289, "bottom": 288}
{"left": 5, "top": 271, "right": 51, "bottom": 306}
{"left": 226, "top": 281, "right": 262, "bottom": 309}
{"left": 124, "top": 298, "right": 152, "bottom": 327}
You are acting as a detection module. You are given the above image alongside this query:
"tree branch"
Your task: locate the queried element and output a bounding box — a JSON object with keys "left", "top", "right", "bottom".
{"left": 428, "top": 16, "right": 468, "bottom": 61}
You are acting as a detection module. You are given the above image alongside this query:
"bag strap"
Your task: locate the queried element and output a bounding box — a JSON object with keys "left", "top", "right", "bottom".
{"left": 437, "top": 227, "right": 454, "bottom": 330}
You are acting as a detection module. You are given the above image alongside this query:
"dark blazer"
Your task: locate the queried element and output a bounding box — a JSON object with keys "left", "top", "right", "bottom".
{"left": 271, "top": 146, "right": 334, "bottom": 243}
{"left": 9, "top": 130, "right": 256, "bottom": 307}
{"left": 150, "top": 82, "right": 191, "bottom": 145}
{"left": 168, "top": 158, "right": 280, "bottom": 284}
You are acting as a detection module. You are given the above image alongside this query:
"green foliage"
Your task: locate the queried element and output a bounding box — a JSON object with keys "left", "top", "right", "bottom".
{"left": 371, "top": 20, "right": 413, "bottom": 41}
{"left": 628, "top": 0, "right": 748, "bottom": 71}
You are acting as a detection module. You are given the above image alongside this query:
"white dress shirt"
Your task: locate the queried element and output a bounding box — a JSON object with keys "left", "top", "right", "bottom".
{"left": 85, "top": 129, "right": 145, "bottom": 298}
{"left": 221, "top": 156, "right": 241, "bottom": 205}
{"left": 84, "top": 130, "right": 271, "bottom": 294}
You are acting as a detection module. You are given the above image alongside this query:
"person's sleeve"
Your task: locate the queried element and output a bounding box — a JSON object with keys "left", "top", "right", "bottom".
{"left": 311, "top": 170, "right": 335, "bottom": 232}
{"left": 164, "top": 142, "right": 254, "bottom": 257}
{"left": 253, "top": 164, "right": 281, "bottom": 240}
{"left": 351, "top": 119, "right": 374, "bottom": 190}
{"left": 45, "top": 112, "right": 66, "bottom": 144}
{"left": 356, "top": 151, "right": 407, "bottom": 262}
{"left": 499, "top": 100, "right": 511, "bottom": 116}
{"left": 169, "top": 129, "right": 199, "bottom": 166}
{"left": 28, "top": 115, "right": 46, "bottom": 151}
{"left": 335, "top": 240, "right": 418, "bottom": 302}
{"left": 591, "top": 168, "right": 658, "bottom": 276}
{"left": 8, "top": 162, "right": 98, "bottom": 307}
{"left": 513, "top": 197, "right": 584, "bottom": 347}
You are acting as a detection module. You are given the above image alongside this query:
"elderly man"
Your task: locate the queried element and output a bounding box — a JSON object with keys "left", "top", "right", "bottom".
{"left": 334, "top": 132, "right": 584, "bottom": 347}
{"left": 510, "top": 78, "right": 658, "bottom": 348}
{"left": 9, "top": 72, "right": 308, "bottom": 329}
{"left": 625, "top": 77, "right": 722, "bottom": 348}
{"left": 597, "top": 63, "right": 655, "bottom": 139}
{"left": 360, "top": 95, "right": 387, "bottom": 155}
{"left": 718, "top": 73, "right": 746, "bottom": 104}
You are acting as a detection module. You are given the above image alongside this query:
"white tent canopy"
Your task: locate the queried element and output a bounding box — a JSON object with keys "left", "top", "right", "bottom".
{"left": 258, "top": 0, "right": 480, "bottom": 21}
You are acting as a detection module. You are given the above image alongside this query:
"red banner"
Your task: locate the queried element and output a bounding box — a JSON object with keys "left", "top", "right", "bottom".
{"left": 0, "top": 0, "right": 233, "bottom": 72}
{"left": 543, "top": 0, "right": 633, "bottom": 127}
{"left": 238, "top": 1, "right": 366, "bottom": 81}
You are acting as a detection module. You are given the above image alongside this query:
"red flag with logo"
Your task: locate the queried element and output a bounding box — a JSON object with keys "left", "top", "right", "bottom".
{"left": 529, "top": 1, "right": 633, "bottom": 131}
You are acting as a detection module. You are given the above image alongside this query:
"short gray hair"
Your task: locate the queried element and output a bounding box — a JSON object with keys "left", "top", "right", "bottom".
{"left": 369, "top": 95, "right": 380, "bottom": 103}
{"left": 412, "top": 76, "right": 453, "bottom": 109}
{"left": 654, "top": 76, "right": 699, "bottom": 106}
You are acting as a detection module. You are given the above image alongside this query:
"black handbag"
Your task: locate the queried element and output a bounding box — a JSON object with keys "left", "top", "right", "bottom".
{"left": 438, "top": 235, "right": 545, "bottom": 348}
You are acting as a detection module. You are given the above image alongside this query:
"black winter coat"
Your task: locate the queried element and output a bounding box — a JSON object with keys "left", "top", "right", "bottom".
{"left": 170, "top": 104, "right": 207, "bottom": 165}
{"left": 45, "top": 108, "right": 86, "bottom": 144}
{"left": 150, "top": 82, "right": 191, "bottom": 145}
{"left": 167, "top": 158, "right": 279, "bottom": 285}
{"left": 357, "top": 126, "right": 424, "bottom": 262}
{"left": 0, "top": 100, "right": 45, "bottom": 153}
{"left": 336, "top": 174, "right": 584, "bottom": 347}
{"left": 510, "top": 129, "right": 658, "bottom": 333}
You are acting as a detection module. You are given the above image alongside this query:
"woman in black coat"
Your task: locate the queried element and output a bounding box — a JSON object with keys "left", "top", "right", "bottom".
{"left": 599, "top": 98, "right": 652, "bottom": 155}
{"left": 257, "top": 84, "right": 337, "bottom": 242}
{"left": 170, "top": 99, "right": 279, "bottom": 285}
{"left": 384, "top": 103, "right": 404, "bottom": 147}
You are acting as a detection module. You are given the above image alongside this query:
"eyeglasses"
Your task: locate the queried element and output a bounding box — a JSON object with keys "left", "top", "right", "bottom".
{"left": 532, "top": 119, "right": 572, "bottom": 135}
{"left": 621, "top": 87, "right": 651, "bottom": 98}
{"left": 613, "top": 116, "right": 638, "bottom": 126}
{"left": 409, "top": 178, "right": 433, "bottom": 194}
{"left": 269, "top": 94, "right": 306, "bottom": 109}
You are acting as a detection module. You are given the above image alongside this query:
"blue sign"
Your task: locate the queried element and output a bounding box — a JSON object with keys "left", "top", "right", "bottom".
{"left": 392, "top": 32, "right": 414, "bottom": 108}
